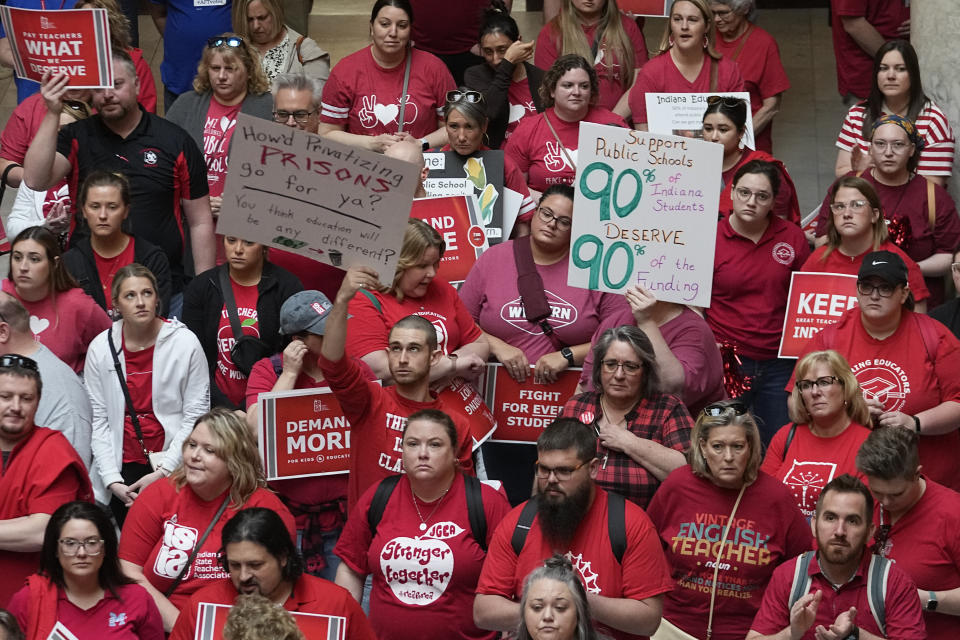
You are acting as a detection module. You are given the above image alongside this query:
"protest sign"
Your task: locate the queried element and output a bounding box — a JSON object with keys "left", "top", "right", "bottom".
{"left": 483, "top": 364, "right": 581, "bottom": 444}
{"left": 411, "top": 195, "right": 489, "bottom": 286}
{"left": 618, "top": 0, "right": 670, "bottom": 16}
{"left": 567, "top": 123, "right": 722, "bottom": 306}
{"left": 217, "top": 114, "right": 418, "bottom": 276}
{"left": 778, "top": 272, "right": 859, "bottom": 358}
{"left": 646, "top": 92, "right": 755, "bottom": 150}
{"left": 0, "top": 7, "right": 112, "bottom": 88}
{"left": 258, "top": 387, "right": 357, "bottom": 480}
{"left": 438, "top": 377, "right": 497, "bottom": 448}
{"left": 423, "top": 151, "right": 504, "bottom": 243}
{"left": 194, "top": 602, "right": 346, "bottom": 640}
{"left": 46, "top": 622, "right": 79, "bottom": 640}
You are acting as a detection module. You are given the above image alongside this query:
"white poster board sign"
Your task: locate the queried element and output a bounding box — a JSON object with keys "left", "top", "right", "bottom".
{"left": 645, "top": 92, "right": 755, "bottom": 150}
{"left": 217, "top": 114, "right": 419, "bottom": 275}
{"left": 567, "top": 123, "right": 722, "bottom": 307}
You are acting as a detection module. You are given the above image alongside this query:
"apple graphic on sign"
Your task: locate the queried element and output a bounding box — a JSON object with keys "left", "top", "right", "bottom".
{"left": 379, "top": 521, "right": 462, "bottom": 605}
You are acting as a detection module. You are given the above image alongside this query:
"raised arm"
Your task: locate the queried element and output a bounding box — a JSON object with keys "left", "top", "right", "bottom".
{"left": 23, "top": 72, "right": 73, "bottom": 191}
{"left": 322, "top": 265, "right": 382, "bottom": 363}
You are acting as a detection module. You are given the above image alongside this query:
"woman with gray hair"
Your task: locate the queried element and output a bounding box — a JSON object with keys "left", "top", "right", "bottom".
{"left": 558, "top": 325, "right": 694, "bottom": 508}
{"left": 708, "top": 0, "right": 789, "bottom": 153}
{"left": 646, "top": 399, "right": 810, "bottom": 640}
{"left": 517, "top": 555, "right": 597, "bottom": 640}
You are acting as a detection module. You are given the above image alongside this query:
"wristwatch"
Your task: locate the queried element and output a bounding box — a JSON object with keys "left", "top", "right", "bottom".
{"left": 844, "top": 626, "right": 859, "bottom": 640}
{"left": 561, "top": 347, "right": 575, "bottom": 366}
{"left": 913, "top": 415, "right": 922, "bottom": 434}
{"left": 420, "top": 137, "right": 430, "bottom": 151}
{"left": 927, "top": 591, "right": 939, "bottom": 611}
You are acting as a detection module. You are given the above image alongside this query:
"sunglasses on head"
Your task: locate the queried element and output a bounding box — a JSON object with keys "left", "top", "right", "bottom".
{"left": 446, "top": 90, "right": 483, "bottom": 104}
{"left": 706, "top": 95, "right": 746, "bottom": 109}
{"left": 0, "top": 354, "right": 39, "bottom": 372}
{"left": 701, "top": 400, "right": 749, "bottom": 418}
{"left": 208, "top": 36, "right": 243, "bottom": 49}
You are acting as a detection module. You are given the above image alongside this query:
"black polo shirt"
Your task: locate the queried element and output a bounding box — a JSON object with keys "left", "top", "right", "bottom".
{"left": 57, "top": 106, "right": 209, "bottom": 288}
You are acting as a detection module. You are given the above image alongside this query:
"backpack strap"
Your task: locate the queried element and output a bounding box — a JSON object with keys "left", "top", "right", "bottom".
{"left": 607, "top": 491, "right": 627, "bottom": 564}
{"left": 464, "top": 475, "right": 488, "bottom": 552}
{"left": 926, "top": 178, "right": 936, "bottom": 231}
{"left": 367, "top": 475, "right": 402, "bottom": 538}
{"left": 358, "top": 288, "right": 383, "bottom": 314}
{"left": 270, "top": 353, "right": 284, "bottom": 376}
{"left": 781, "top": 422, "right": 798, "bottom": 462}
{"left": 867, "top": 554, "right": 891, "bottom": 636}
{"left": 788, "top": 551, "right": 815, "bottom": 610}
{"left": 511, "top": 497, "right": 540, "bottom": 556}
{"left": 913, "top": 312, "right": 941, "bottom": 365}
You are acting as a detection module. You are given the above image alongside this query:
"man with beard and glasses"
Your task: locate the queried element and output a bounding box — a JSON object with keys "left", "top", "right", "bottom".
{"left": 748, "top": 474, "right": 925, "bottom": 640}
{"left": 169, "top": 508, "right": 375, "bottom": 640}
{"left": 23, "top": 49, "right": 215, "bottom": 318}
{"left": 474, "top": 418, "right": 672, "bottom": 640}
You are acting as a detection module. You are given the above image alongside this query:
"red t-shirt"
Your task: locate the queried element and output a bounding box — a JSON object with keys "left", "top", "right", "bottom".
{"left": 335, "top": 473, "right": 510, "bottom": 640}
{"left": 8, "top": 582, "right": 163, "bottom": 640}
{"left": 793, "top": 309, "right": 960, "bottom": 491}
{"left": 121, "top": 342, "right": 165, "bottom": 465}
{"left": 504, "top": 79, "right": 538, "bottom": 142}
{"left": 93, "top": 238, "right": 136, "bottom": 313}
{"left": 713, "top": 25, "right": 789, "bottom": 154}
{"left": 0, "top": 92, "right": 47, "bottom": 164}
{"left": 628, "top": 53, "right": 744, "bottom": 124}
{"left": 1, "top": 280, "right": 112, "bottom": 373}
{"left": 874, "top": 479, "right": 960, "bottom": 638}
{"left": 476, "top": 489, "right": 674, "bottom": 640}
{"left": 168, "top": 574, "right": 375, "bottom": 640}
{"left": 266, "top": 249, "right": 344, "bottom": 302}
{"left": 749, "top": 550, "right": 925, "bottom": 639}
{"left": 117, "top": 477, "right": 295, "bottom": 612}
{"left": 503, "top": 106, "right": 627, "bottom": 193}
{"left": 830, "top": 0, "right": 909, "bottom": 98}
{"left": 707, "top": 215, "right": 810, "bottom": 360}
{"left": 718, "top": 150, "right": 800, "bottom": 225}
{"left": 201, "top": 98, "right": 241, "bottom": 198}
{"left": 801, "top": 240, "right": 930, "bottom": 302}
{"left": 534, "top": 15, "right": 648, "bottom": 112}
{"left": 345, "top": 281, "right": 482, "bottom": 358}
{"left": 409, "top": 0, "right": 489, "bottom": 56}
{"left": 320, "top": 47, "right": 455, "bottom": 139}
{"left": 645, "top": 468, "right": 811, "bottom": 640}
{"left": 215, "top": 279, "right": 259, "bottom": 407}
{"left": 315, "top": 353, "right": 474, "bottom": 510}
{"left": 760, "top": 422, "right": 871, "bottom": 520}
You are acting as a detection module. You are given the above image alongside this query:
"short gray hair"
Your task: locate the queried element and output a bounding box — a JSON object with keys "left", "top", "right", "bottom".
{"left": 708, "top": 0, "right": 754, "bottom": 17}
{"left": 271, "top": 73, "right": 322, "bottom": 106}
{"left": 589, "top": 325, "right": 660, "bottom": 398}
{"left": 516, "top": 555, "right": 598, "bottom": 640}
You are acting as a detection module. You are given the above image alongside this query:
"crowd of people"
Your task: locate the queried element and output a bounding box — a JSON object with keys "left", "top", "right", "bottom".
{"left": 0, "top": 0, "right": 958, "bottom": 639}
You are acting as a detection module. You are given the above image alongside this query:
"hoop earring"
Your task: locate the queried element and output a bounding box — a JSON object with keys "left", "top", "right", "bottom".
{"left": 703, "top": 35, "right": 709, "bottom": 48}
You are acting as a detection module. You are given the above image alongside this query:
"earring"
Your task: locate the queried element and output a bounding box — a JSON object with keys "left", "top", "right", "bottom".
{"left": 703, "top": 35, "right": 709, "bottom": 48}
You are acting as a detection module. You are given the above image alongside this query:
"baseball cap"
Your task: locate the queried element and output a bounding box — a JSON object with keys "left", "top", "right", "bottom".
{"left": 280, "top": 290, "right": 333, "bottom": 336}
{"left": 858, "top": 250, "right": 908, "bottom": 286}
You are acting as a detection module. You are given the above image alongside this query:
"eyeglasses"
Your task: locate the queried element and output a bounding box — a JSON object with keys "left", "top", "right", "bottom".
{"left": 796, "top": 375, "right": 841, "bottom": 392}
{"left": 711, "top": 7, "right": 733, "bottom": 18}
{"left": 829, "top": 200, "right": 869, "bottom": 214}
{"left": 534, "top": 459, "right": 590, "bottom": 481}
{"left": 706, "top": 95, "right": 745, "bottom": 109}
{"left": 600, "top": 359, "right": 642, "bottom": 375}
{"left": 59, "top": 537, "right": 104, "bottom": 556}
{"left": 871, "top": 140, "right": 910, "bottom": 153}
{"left": 856, "top": 280, "right": 898, "bottom": 297}
{"left": 446, "top": 90, "right": 483, "bottom": 104}
{"left": 273, "top": 109, "right": 316, "bottom": 125}
{"left": 734, "top": 186, "right": 772, "bottom": 205}
{"left": 0, "top": 354, "right": 38, "bottom": 372}
{"left": 537, "top": 207, "right": 572, "bottom": 230}
{"left": 702, "top": 400, "right": 748, "bottom": 418}
{"left": 208, "top": 36, "right": 243, "bottom": 48}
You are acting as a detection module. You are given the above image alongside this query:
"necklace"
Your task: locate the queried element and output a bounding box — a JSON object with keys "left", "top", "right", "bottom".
{"left": 412, "top": 487, "right": 450, "bottom": 531}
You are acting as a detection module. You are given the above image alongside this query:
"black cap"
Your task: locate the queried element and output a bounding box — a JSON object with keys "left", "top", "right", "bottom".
{"left": 858, "top": 250, "right": 908, "bottom": 286}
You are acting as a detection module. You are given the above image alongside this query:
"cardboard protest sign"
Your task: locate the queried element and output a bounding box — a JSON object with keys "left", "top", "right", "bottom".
{"left": 646, "top": 92, "right": 755, "bottom": 150}
{"left": 438, "top": 377, "right": 497, "bottom": 448}
{"left": 258, "top": 387, "right": 357, "bottom": 479}
{"left": 411, "top": 196, "right": 489, "bottom": 287}
{"left": 424, "top": 151, "right": 504, "bottom": 243}
{"left": 483, "top": 364, "right": 581, "bottom": 444}
{"left": 194, "top": 602, "right": 346, "bottom": 640}
{"left": 0, "top": 7, "right": 112, "bottom": 88}
{"left": 567, "top": 123, "right": 722, "bottom": 306}
{"left": 778, "top": 272, "right": 859, "bottom": 358}
{"left": 217, "top": 114, "right": 418, "bottom": 276}
{"left": 618, "top": 0, "right": 670, "bottom": 16}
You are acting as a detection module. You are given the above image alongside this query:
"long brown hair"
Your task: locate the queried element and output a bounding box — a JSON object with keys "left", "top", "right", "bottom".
{"left": 549, "top": 0, "right": 637, "bottom": 92}
{"left": 9, "top": 227, "right": 79, "bottom": 294}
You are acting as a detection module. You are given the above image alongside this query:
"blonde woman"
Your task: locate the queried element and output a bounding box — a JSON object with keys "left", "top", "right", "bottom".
{"left": 231, "top": 0, "right": 329, "bottom": 85}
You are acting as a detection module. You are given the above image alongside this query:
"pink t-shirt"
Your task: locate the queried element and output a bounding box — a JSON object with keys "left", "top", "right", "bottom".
{"left": 335, "top": 473, "right": 510, "bottom": 640}
{"left": 646, "top": 468, "right": 812, "bottom": 640}
{"left": 830, "top": 0, "right": 909, "bottom": 98}
{"left": 1, "top": 280, "right": 112, "bottom": 373}
{"left": 201, "top": 98, "right": 241, "bottom": 198}
{"left": 628, "top": 53, "right": 744, "bottom": 124}
{"left": 214, "top": 279, "right": 259, "bottom": 407}
{"left": 801, "top": 240, "right": 930, "bottom": 302}
{"left": 458, "top": 239, "right": 631, "bottom": 362}
{"left": 321, "top": 47, "right": 455, "bottom": 139}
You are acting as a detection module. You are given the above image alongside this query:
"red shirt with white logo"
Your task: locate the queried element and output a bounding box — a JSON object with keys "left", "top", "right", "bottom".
{"left": 801, "top": 241, "right": 931, "bottom": 303}
{"left": 121, "top": 342, "right": 165, "bottom": 464}
{"left": 459, "top": 239, "right": 631, "bottom": 361}
{"left": 201, "top": 99, "right": 241, "bottom": 198}
{"left": 215, "top": 279, "right": 259, "bottom": 407}
{"left": 93, "top": 238, "right": 136, "bottom": 313}
{"left": 334, "top": 473, "right": 510, "bottom": 640}
{"left": 504, "top": 80, "right": 538, "bottom": 142}
{"left": 707, "top": 215, "right": 810, "bottom": 360}
{"left": 627, "top": 53, "right": 744, "bottom": 125}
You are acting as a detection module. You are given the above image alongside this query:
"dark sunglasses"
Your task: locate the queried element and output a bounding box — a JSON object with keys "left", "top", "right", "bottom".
{"left": 207, "top": 36, "right": 243, "bottom": 49}
{"left": 0, "top": 354, "right": 39, "bottom": 372}
{"left": 706, "top": 95, "right": 746, "bottom": 109}
{"left": 446, "top": 90, "right": 483, "bottom": 104}
{"left": 701, "top": 400, "right": 749, "bottom": 418}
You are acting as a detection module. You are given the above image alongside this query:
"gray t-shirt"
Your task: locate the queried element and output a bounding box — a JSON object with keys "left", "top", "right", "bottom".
{"left": 32, "top": 343, "right": 93, "bottom": 471}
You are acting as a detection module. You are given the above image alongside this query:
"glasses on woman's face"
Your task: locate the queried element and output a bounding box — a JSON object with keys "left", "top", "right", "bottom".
{"left": 446, "top": 90, "right": 483, "bottom": 104}
{"left": 208, "top": 36, "right": 243, "bottom": 48}
{"left": 59, "top": 537, "right": 104, "bottom": 556}
{"left": 871, "top": 139, "right": 910, "bottom": 154}
{"left": 733, "top": 186, "right": 772, "bottom": 205}
{"left": 534, "top": 459, "right": 589, "bottom": 481}
{"left": 537, "top": 206, "right": 572, "bottom": 230}
{"left": 273, "top": 109, "right": 316, "bottom": 125}
{"left": 600, "top": 359, "right": 642, "bottom": 375}
{"left": 829, "top": 199, "right": 869, "bottom": 214}
{"left": 796, "top": 375, "right": 841, "bottom": 392}
{"left": 702, "top": 400, "right": 748, "bottom": 418}
{"left": 856, "top": 280, "right": 897, "bottom": 297}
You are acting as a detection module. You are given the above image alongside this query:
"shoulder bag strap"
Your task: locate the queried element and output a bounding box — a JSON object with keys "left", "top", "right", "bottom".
{"left": 542, "top": 112, "right": 576, "bottom": 172}
{"left": 606, "top": 490, "right": 627, "bottom": 564}
{"left": 396, "top": 47, "right": 413, "bottom": 134}
{"left": 358, "top": 288, "right": 383, "bottom": 314}
{"left": 511, "top": 497, "right": 540, "bottom": 556}
{"left": 107, "top": 329, "right": 152, "bottom": 464}
{"left": 295, "top": 35, "right": 306, "bottom": 65}
{"left": 781, "top": 422, "right": 798, "bottom": 462}
{"left": 926, "top": 178, "right": 936, "bottom": 231}
{"left": 218, "top": 266, "right": 243, "bottom": 341}
{"left": 729, "top": 24, "right": 754, "bottom": 61}
{"left": 463, "top": 474, "right": 488, "bottom": 551}
{"left": 163, "top": 495, "right": 231, "bottom": 598}
{"left": 512, "top": 237, "right": 566, "bottom": 351}
{"left": 705, "top": 482, "right": 747, "bottom": 640}
{"left": 709, "top": 56, "right": 719, "bottom": 93}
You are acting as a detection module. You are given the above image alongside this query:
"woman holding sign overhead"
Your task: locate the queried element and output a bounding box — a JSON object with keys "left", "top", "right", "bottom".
{"left": 627, "top": 0, "right": 743, "bottom": 129}
{"left": 706, "top": 159, "right": 809, "bottom": 445}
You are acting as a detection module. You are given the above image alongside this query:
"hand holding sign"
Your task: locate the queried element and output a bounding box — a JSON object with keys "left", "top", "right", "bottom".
{"left": 39, "top": 71, "right": 70, "bottom": 115}
{"left": 337, "top": 264, "right": 382, "bottom": 305}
